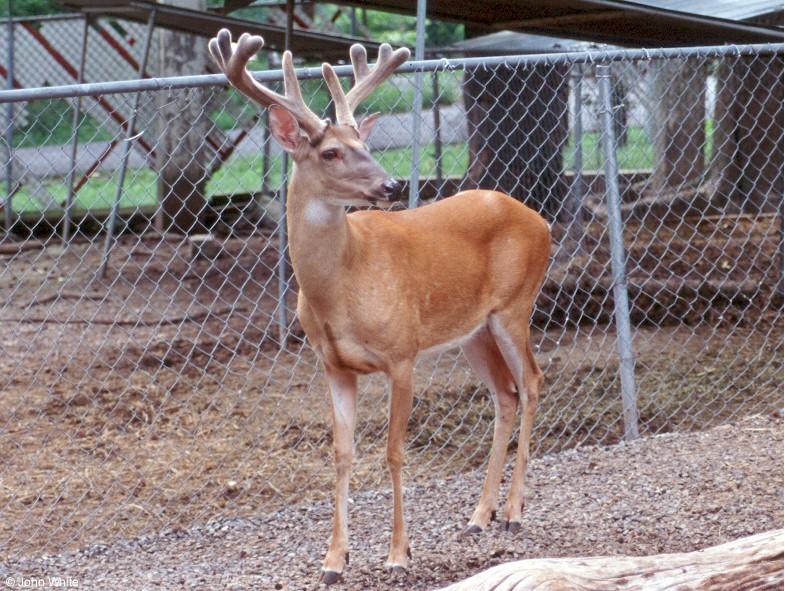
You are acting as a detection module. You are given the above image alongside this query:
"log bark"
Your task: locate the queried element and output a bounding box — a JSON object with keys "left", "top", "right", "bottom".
{"left": 437, "top": 530, "right": 784, "bottom": 591}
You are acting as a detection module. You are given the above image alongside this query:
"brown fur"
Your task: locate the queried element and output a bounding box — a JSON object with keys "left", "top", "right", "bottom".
{"left": 207, "top": 30, "right": 551, "bottom": 581}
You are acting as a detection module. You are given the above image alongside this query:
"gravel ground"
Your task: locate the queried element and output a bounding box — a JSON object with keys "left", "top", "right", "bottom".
{"left": 2, "top": 414, "right": 781, "bottom": 590}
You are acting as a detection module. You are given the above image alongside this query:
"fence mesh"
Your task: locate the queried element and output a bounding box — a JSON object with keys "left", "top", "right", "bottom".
{"left": 0, "top": 43, "right": 782, "bottom": 559}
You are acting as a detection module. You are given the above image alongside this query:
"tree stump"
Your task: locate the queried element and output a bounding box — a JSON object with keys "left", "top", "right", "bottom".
{"left": 437, "top": 530, "right": 783, "bottom": 591}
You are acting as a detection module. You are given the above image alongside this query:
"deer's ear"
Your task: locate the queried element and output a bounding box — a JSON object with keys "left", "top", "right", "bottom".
{"left": 269, "top": 105, "right": 301, "bottom": 152}
{"left": 358, "top": 112, "right": 381, "bottom": 141}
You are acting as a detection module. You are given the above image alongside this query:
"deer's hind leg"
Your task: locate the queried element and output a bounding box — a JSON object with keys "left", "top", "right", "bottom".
{"left": 488, "top": 309, "right": 544, "bottom": 533}
{"left": 461, "top": 326, "right": 519, "bottom": 534}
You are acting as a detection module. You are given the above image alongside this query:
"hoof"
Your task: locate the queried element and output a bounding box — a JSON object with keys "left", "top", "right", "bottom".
{"left": 504, "top": 520, "right": 521, "bottom": 534}
{"left": 407, "top": 546, "right": 412, "bottom": 559}
{"left": 490, "top": 510, "right": 497, "bottom": 522}
{"left": 320, "top": 570, "right": 342, "bottom": 586}
{"left": 388, "top": 565, "right": 407, "bottom": 578}
{"left": 461, "top": 524, "right": 483, "bottom": 538}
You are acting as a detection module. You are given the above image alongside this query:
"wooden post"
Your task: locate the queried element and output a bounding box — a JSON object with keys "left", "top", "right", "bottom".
{"left": 436, "top": 530, "right": 784, "bottom": 591}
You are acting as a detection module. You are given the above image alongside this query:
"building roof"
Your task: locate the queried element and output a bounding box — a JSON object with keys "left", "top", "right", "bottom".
{"left": 61, "top": 0, "right": 380, "bottom": 57}
{"left": 330, "top": 0, "right": 782, "bottom": 47}
{"left": 640, "top": 0, "right": 783, "bottom": 22}
{"left": 450, "top": 0, "right": 783, "bottom": 55}
{"left": 451, "top": 31, "right": 594, "bottom": 55}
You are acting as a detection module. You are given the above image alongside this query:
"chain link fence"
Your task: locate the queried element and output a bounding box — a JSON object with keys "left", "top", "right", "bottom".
{"left": 0, "top": 42, "right": 782, "bottom": 559}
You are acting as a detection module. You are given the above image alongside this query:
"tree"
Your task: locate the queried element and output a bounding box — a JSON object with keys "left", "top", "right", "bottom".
{"left": 463, "top": 63, "right": 570, "bottom": 221}
{"left": 709, "top": 54, "right": 784, "bottom": 214}
{"left": 156, "top": 0, "right": 212, "bottom": 235}
{"left": 651, "top": 59, "right": 706, "bottom": 194}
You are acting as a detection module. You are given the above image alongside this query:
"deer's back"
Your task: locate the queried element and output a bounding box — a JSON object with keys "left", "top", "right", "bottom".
{"left": 345, "top": 189, "right": 550, "bottom": 339}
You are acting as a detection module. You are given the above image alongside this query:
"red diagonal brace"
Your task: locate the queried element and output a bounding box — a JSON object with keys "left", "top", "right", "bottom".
{"left": 21, "top": 22, "right": 154, "bottom": 157}
{"left": 73, "top": 139, "right": 120, "bottom": 194}
{"left": 0, "top": 64, "right": 23, "bottom": 89}
{"left": 94, "top": 21, "right": 149, "bottom": 78}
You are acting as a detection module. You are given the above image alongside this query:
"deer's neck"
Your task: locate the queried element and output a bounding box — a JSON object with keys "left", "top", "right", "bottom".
{"left": 286, "top": 171, "right": 353, "bottom": 308}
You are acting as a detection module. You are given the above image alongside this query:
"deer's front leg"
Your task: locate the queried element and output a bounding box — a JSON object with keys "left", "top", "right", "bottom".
{"left": 385, "top": 362, "right": 414, "bottom": 573}
{"left": 321, "top": 366, "right": 358, "bottom": 585}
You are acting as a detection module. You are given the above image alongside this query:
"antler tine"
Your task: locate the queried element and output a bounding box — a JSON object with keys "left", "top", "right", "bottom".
{"left": 208, "top": 28, "right": 326, "bottom": 138}
{"left": 323, "top": 43, "right": 410, "bottom": 128}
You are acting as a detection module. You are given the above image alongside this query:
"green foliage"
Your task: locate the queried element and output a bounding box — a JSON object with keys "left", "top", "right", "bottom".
{"left": 329, "top": 7, "right": 463, "bottom": 48}
{"left": 2, "top": 0, "right": 63, "bottom": 17}
{"left": 426, "top": 20, "right": 463, "bottom": 47}
{"left": 13, "top": 99, "right": 112, "bottom": 148}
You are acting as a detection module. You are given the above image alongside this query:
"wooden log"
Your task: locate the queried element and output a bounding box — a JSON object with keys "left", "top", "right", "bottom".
{"left": 533, "top": 274, "right": 774, "bottom": 328}
{"left": 0, "top": 238, "right": 45, "bottom": 255}
{"left": 437, "top": 530, "right": 783, "bottom": 591}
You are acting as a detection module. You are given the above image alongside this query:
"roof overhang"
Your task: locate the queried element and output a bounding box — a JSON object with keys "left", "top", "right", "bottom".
{"left": 60, "top": 0, "right": 381, "bottom": 58}
{"left": 330, "top": 0, "right": 782, "bottom": 47}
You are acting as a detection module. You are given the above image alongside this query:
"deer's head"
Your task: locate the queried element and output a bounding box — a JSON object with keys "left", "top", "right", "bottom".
{"left": 208, "top": 30, "right": 409, "bottom": 206}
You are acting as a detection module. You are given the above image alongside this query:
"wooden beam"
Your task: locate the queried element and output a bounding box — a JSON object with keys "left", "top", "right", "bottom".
{"left": 500, "top": 10, "right": 627, "bottom": 29}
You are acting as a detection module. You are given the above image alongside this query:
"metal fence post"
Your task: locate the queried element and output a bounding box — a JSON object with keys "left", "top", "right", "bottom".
{"left": 430, "top": 70, "right": 443, "bottom": 186}
{"left": 559, "top": 63, "right": 586, "bottom": 259}
{"left": 407, "top": 0, "right": 426, "bottom": 209}
{"left": 63, "top": 15, "right": 89, "bottom": 244}
{"left": 597, "top": 63, "right": 640, "bottom": 441}
{"left": 571, "top": 65, "right": 585, "bottom": 209}
{"left": 100, "top": 8, "right": 156, "bottom": 277}
{"left": 4, "top": 0, "right": 14, "bottom": 234}
{"left": 260, "top": 53, "right": 272, "bottom": 198}
{"left": 275, "top": 0, "right": 295, "bottom": 350}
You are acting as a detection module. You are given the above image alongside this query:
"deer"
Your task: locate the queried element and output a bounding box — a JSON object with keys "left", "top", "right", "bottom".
{"left": 208, "top": 29, "right": 551, "bottom": 585}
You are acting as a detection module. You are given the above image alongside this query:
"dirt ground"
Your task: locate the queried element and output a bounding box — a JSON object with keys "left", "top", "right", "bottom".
{"left": 1, "top": 414, "right": 781, "bottom": 590}
{"left": 0, "top": 211, "right": 782, "bottom": 561}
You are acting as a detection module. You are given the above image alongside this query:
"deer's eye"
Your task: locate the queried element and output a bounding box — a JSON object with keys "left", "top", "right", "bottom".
{"left": 321, "top": 149, "right": 340, "bottom": 161}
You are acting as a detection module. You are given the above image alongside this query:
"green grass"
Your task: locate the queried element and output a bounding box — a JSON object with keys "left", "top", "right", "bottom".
{"left": 11, "top": 144, "right": 469, "bottom": 214}
{"left": 11, "top": 169, "right": 158, "bottom": 213}
{"left": 13, "top": 99, "right": 112, "bottom": 149}
{"left": 562, "top": 126, "right": 654, "bottom": 171}
{"left": 13, "top": 119, "right": 712, "bottom": 215}
{"left": 561, "top": 121, "right": 716, "bottom": 172}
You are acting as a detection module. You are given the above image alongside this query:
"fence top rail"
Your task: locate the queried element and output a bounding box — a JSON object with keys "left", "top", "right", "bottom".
{"left": 0, "top": 41, "right": 781, "bottom": 104}
{"left": 2, "top": 12, "right": 85, "bottom": 24}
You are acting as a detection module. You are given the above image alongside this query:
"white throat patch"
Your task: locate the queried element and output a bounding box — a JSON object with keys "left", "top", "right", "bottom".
{"left": 304, "top": 200, "right": 342, "bottom": 226}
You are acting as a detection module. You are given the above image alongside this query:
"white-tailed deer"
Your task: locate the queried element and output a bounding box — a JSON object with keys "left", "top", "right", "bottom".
{"left": 208, "top": 30, "right": 551, "bottom": 585}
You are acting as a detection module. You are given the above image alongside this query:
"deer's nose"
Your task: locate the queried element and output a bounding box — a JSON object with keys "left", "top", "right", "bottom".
{"left": 382, "top": 178, "right": 402, "bottom": 200}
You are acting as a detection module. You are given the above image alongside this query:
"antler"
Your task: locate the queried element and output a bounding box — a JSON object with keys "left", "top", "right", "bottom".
{"left": 208, "top": 29, "right": 327, "bottom": 138}
{"left": 322, "top": 43, "right": 411, "bottom": 128}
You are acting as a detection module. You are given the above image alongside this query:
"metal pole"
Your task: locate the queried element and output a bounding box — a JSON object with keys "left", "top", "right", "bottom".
{"left": 276, "top": 0, "right": 294, "bottom": 349}
{"left": 260, "top": 56, "right": 272, "bottom": 197}
{"left": 597, "top": 63, "right": 639, "bottom": 441}
{"left": 561, "top": 64, "right": 585, "bottom": 259}
{"left": 63, "top": 15, "right": 89, "bottom": 243}
{"left": 408, "top": 0, "right": 426, "bottom": 209}
{"left": 100, "top": 8, "right": 155, "bottom": 277}
{"left": 4, "top": 0, "right": 15, "bottom": 234}
{"left": 0, "top": 43, "right": 781, "bottom": 105}
{"left": 430, "top": 70, "right": 443, "bottom": 186}
{"left": 572, "top": 66, "right": 584, "bottom": 208}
